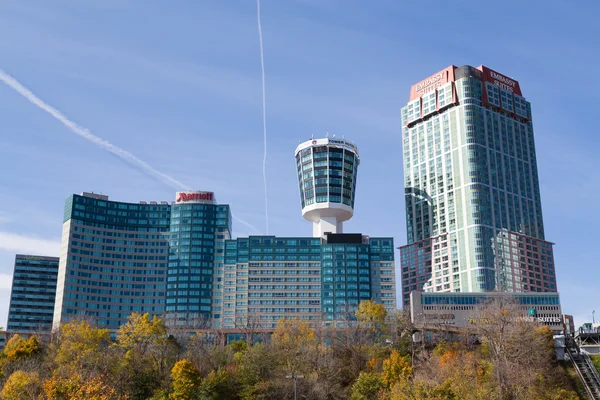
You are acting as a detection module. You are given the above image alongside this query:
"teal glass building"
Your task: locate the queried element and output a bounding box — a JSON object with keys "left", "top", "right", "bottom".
{"left": 167, "top": 192, "right": 231, "bottom": 325}
{"left": 400, "top": 65, "right": 557, "bottom": 306}
{"left": 51, "top": 192, "right": 395, "bottom": 331}
{"left": 7, "top": 254, "right": 59, "bottom": 332}
{"left": 218, "top": 233, "right": 395, "bottom": 329}
{"left": 53, "top": 192, "right": 171, "bottom": 330}
{"left": 49, "top": 134, "right": 397, "bottom": 331}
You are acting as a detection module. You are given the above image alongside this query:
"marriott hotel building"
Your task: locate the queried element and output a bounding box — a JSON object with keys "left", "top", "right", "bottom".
{"left": 399, "top": 65, "right": 557, "bottom": 306}
{"left": 51, "top": 191, "right": 394, "bottom": 331}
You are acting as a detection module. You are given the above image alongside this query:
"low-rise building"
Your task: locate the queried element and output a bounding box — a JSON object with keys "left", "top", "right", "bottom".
{"left": 410, "top": 291, "right": 563, "bottom": 333}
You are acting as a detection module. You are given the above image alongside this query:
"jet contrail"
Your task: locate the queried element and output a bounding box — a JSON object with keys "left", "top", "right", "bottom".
{"left": 0, "top": 69, "right": 189, "bottom": 190}
{"left": 0, "top": 69, "right": 262, "bottom": 234}
{"left": 256, "top": 0, "right": 269, "bottom": 235}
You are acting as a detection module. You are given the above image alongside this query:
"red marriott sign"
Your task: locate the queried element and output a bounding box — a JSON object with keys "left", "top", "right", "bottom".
{"left": 176, "top": 191, "right": 214, "bottom": 203}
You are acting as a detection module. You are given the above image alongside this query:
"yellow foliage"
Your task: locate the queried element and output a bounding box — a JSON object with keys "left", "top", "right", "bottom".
{"left": 381, "top": 350, "right": 413, "bottom": 388}
{"left": 54, "top": 320, "right": 111, "bottom": 374}
{"left": 116, "top": 313, "right": 167, "bottom": 351}
{"left": 43, "top": 373, "right": 120, "bottom": 400}
{"left": 356, "top": 300, "right": 387, "bottom": 326}
{"left": 1, "top": 370, "right": 42, "bottom": 400}
{"left": 273, "top": 318, "right": 318, "bottom": 350}
{"left": 170, "top": 359, "right": 201, "bottom": 400}
{"left": 3, "top": 334, "right": 40, "bottom": 360}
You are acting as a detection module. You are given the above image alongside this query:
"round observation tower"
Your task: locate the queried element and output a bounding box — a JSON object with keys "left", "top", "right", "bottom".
{"left": 295, "top": 136, "right": 359, "bottom": 238}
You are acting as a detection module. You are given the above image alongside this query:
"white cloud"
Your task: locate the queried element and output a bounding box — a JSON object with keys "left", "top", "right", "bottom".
{"left": 0, "top": 274, "right": 12, "bottom": 290}
{"left": 0, "top": 232, "right": 60, "bottom": 256}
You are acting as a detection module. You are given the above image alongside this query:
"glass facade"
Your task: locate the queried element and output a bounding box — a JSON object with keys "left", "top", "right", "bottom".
{"left": 167, "top": 202, "right": 231, "bottom": 324}
{"left": 400, "top": 65, "right": 557, "bottom": 305}
{"left": 7, "top": 255, "right": 59, "bottom": 332}
{"left": 296, "top": 143, "right": 358, "bottom": 208}
{"left": 47, "top": 190, "right": 396, "bottom": 331}
{"left": 219, "top": 234, "right": 395, "bottom": 329}
{"left": 54, "top": 193, "right": 171, "bottom": 330}
{"left": 420, "top": 292, "right": 560, "bottom": 306}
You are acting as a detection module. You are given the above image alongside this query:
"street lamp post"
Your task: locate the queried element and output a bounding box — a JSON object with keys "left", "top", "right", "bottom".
{"left": 286, "top": 374, "right": 304, "bottom": 400}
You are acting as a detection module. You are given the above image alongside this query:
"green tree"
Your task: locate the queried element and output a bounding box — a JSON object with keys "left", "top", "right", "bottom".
{"left": 350, "top": 371, "right": 385, "bottom": 400}
{"left": 234, "top": 343, "right": 276, "bottom": 400}
{"left": 1, "top": 370, "right": 42, "bottom": 400}
{"left": 199, "top": 368, "right": 236, "bottom": 400}
{"left": 170, "top": 360, "right": 201, "bottom": 400}
{"left": 591, "top": 355, "right": 600, "bottom": 374}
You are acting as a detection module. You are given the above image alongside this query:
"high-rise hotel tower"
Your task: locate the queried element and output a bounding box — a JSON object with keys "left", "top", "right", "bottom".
{"left": 399, "top": 65, "right": 557, "bottom": 306}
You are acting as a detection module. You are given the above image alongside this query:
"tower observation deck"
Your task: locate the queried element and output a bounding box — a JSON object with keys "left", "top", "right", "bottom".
{"left": 295, "top": 137, "right": 359, "bottom": 238}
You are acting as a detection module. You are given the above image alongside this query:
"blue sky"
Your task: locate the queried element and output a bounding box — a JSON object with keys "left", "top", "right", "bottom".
{"left": 0, "top": 0, "right": 598, "bottom": 328}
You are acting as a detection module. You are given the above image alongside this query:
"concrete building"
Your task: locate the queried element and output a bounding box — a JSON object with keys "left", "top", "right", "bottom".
{"left": 410, "top": 291, "right": 563, "bottom": 333}
{"left": 7, "top": 255, "right": 59, "bottom": 333}
{"left": 399, "top": 65, "right": 557, "bottom": 306}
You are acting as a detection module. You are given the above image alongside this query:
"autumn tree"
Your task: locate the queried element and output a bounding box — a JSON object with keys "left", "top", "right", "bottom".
{"left": 233, "top": 342, "right": 278, "bottom": 399}
{"left": 1, "top": 334, "right": 43, "bottom": 382}
{"left": 114, "top": 313, "right": 180, "bottom": 398}
{"left": 43, "top": 373, "right": 122, "bottom": 400}
{"left": 272, "top": 318, "right": 319, "bottom": 376}
{"left": 0, "top": 370, "right": 42, "bottom": 400}
{"left": 199, "top": 368, "right": 236, "bottom": 400}
{"left": 328, "top": 300, "right": 390, "bottom": 388}
{"left": 3, "top": 335, "right": 41, "bottom": 361}
{"left": 381, "top": 350, "right": 413, "bottom": 388}
{"left": 356, "top": 300, "right": 387, "bottom": 329}
{"left": 170, "top": 360, "right": 202, "bottom": 400}
{"left": 471, "top": 298, "right": 554, "bottom": 399}
{"left": 51, "top": 319, "right": 112, "bottom": 379}
{"left": 184, "top": 333, "right": 235, "bottom": 378}
{"left": 350, "top": 371, "right": 385, "bottom": 400}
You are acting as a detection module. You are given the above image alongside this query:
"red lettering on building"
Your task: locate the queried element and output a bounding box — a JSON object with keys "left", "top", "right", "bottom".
{"left": 176, "top": 192, "right": 214, "bottom": 203}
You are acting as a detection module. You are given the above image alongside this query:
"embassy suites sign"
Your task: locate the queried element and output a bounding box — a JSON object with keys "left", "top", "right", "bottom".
{"left": 409, "top": 65, "right": 456, "bottom": 100}
{"left": 479, "top": 65, "right": 523, "bottom": 96}
{"left": 175, "top": 191, "right": 215, "bottom": 204}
